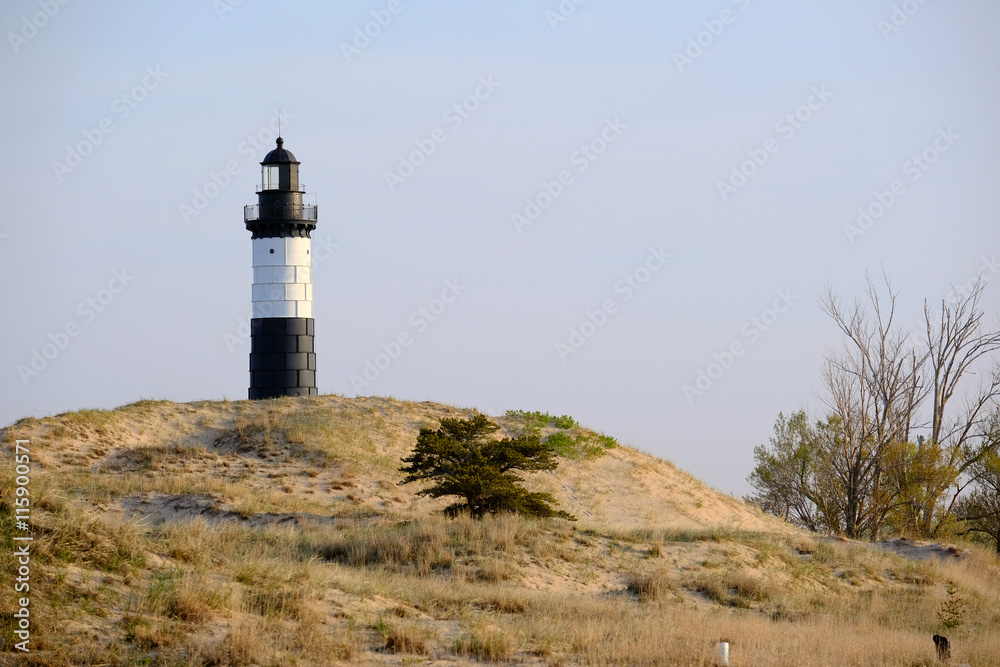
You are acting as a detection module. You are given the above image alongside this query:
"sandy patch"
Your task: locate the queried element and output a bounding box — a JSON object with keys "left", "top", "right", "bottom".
{"left": 117, "top": 491, "right": 340, "bottom": 529}
{"left": 875, "top": 537, "right": 969, "bottom": 562}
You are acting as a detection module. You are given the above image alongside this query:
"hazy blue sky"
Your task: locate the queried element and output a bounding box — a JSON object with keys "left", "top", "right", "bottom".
{"left": 2, "top": 0, "right": 998, "bottom": 494}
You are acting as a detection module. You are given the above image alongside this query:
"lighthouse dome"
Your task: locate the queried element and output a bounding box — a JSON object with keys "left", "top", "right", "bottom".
{"left": 262, "top": 137, "right": 298, "bottom": 164}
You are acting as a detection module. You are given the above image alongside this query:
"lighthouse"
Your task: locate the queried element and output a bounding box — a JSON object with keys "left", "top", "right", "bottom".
{"left": 244, "top": 137, "right": 318, "bottom": 399}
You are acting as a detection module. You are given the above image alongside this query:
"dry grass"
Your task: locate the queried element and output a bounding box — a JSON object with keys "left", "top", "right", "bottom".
{"left": 103, "top": 442, "right": 216, "bottom": 473}
{"left": 456, "top": 623, "right": 515, "bottom": 662}
{"left": 376, "top": 616, "right": 435, "bottom": 655}
{"left": 28, "top": 506, "right": 147, "bottom": 573}
{"left": 500, "top": 594, "right": 1000, "bottom": 666}
{"left": 3, "top": 396, "right": 1000, "bottom": 665}
{"left": 244, "top": 585, "right": 304, "bottom": 619}
{"left": 685, "top": 569, "right": 774, "bottom": 608}
{"left": 306, "top": 513, "right": 532, "bottom": 576}
{"left": 624, "top": 568, "right": 678, "bottom": 601}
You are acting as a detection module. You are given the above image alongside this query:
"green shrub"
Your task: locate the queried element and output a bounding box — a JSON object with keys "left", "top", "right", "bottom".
{"left": 545, "top": 432, "right": 576, "bottom": 457}
{"left": 594, "top": 432, "right": 618, "bottom": 448}
{"left": 553, "top": 415, "right": 577, "bottom": 429}
{"left": 545, "top": 432, "right": 617, "bottom": 460}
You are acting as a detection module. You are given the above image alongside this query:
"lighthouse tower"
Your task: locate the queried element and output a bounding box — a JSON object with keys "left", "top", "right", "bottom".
{"left": 244, "top": 137, "right": 318, "bottom": 399}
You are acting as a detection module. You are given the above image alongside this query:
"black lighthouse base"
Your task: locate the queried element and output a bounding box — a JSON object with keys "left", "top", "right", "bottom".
{"left": 249, "top": 318, "right": 317, "bottom": 399}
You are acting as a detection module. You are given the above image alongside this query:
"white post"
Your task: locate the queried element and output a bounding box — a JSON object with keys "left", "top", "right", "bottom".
{"left": 716, "top": 641, "right": 730, "bottom": 666}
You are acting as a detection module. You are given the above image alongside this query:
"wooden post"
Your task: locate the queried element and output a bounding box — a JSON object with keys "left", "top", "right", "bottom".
{"left": 933, "top": 634, "right": 951, "bottom": 661}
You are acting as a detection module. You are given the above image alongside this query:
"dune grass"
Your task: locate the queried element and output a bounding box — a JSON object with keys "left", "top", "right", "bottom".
{"left": 2, "top": 396, "right": 1000, "bottom": 665}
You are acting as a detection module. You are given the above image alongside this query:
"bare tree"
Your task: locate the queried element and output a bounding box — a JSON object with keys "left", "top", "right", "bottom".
{"left": 750, "top": 274, "right": 1000, "bottom": 541}
{"left": 915, "top": 281, "right": 1000, "bottom": 536}
{"left": 818, "top": 273, "right": 926, "bottom": 538}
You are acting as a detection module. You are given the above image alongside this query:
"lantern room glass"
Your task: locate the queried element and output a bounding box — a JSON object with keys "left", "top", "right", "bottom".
{"left": 262, "top": 165, "right": 280, "bottom": 190}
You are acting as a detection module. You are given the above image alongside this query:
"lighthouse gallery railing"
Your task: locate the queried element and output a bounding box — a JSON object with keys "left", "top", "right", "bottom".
{"left": 244, "top": 204, "right": 318, "bottom": 223}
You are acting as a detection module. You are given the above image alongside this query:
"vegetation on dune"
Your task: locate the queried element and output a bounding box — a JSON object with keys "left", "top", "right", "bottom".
{"left": 505, "top": 408, "right": 618, "bottom": 459}
{"left": 505, "top": 409, "right": 579, "bottom": 432}
{"left": 748, "top": 274, "right": 1000, "bottom": 549}
{"left": 4, "top": 496, "right": 1000, "bottom": 664}
{"left": 2, "top": 396, "right": 1000, "bottom": 665}
{"left": 400, "top": 414, "right": 575, "bottom": 520}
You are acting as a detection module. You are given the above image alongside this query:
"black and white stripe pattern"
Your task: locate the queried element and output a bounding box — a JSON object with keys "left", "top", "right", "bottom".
{"left": 245, "top": 138, "right": 318, "bottom": 399}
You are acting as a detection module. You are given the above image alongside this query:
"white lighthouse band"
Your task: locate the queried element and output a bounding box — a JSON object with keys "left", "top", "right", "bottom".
{"left": 245, "top": 137, "right": 318, "bottom": 399}
{"left": 252, "top": 237, "right": 312, "bottom": 319}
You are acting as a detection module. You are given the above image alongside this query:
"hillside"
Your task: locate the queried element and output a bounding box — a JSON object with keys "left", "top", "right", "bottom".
{"left": 2, "top": 396, "right": 999, "bottom": 666}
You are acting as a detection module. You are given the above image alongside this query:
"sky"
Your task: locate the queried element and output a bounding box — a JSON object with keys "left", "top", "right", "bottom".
{"left": 2, "top": 0, "right": 999, "bottom": 496}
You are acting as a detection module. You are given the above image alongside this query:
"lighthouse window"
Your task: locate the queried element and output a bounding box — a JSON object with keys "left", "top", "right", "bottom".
{"left": 262, "top": 165, "right": 280, "bottom": 190}
{"left": 269, "top": 248, "right": 275, "bottom": 254}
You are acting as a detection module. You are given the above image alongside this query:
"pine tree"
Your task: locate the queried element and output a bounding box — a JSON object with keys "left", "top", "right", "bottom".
{"left": 400, "top": 415, "right": 574, "bottom": 520}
